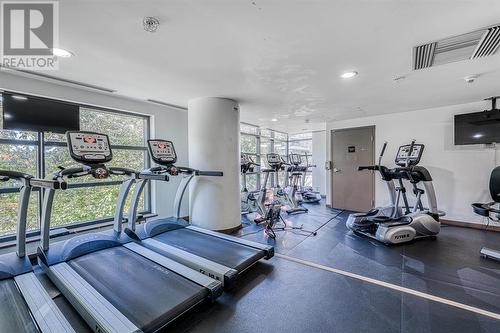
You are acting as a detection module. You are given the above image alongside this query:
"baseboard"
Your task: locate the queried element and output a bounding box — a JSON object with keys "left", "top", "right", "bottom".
{"left": 326, "top": 204, "right": 332, "bottom": 208}
{"left": 441, "top": 219, "right": 500, "bottom": 232}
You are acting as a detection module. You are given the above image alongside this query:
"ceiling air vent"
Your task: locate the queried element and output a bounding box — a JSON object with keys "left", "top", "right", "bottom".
{"left": 146, "top": 99, "right": 187, "bottom": 110}
{"left": 472, "top": 26, "right": 500, "bottom": 58}
{"left": 413, "top": 24, "right": 500, "bottom": 70}
{"left": 1, "top": 66, "right": 116, "bottom": 93}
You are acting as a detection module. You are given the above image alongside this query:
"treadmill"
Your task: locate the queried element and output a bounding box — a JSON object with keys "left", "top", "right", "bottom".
{"left": 0, "top": 170, "right": 78, "bottom": 332}
{"left": 124, "top": 139, "right": 274, "bottom": 287}
{"left": 37, "top": 131, "right": 223, "bottom": 333}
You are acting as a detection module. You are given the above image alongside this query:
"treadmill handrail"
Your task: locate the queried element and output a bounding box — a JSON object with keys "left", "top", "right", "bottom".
{"left": 127, "top": 165, "right": 223, "bottom": 229}
{"left": 41, "top": 164, "right": 138, "bottom": 250}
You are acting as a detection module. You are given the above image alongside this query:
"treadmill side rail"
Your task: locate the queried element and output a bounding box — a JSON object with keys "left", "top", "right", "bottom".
{"left": 142, "top": 238, "right": 238, "bottom": 287}
{"left": 48, "top": 262, "right": 141, "bottom": 333}
{"left": 124, "top": 242, "right": 223, "bottom": 299}
{"left": 187, "top": 226, "right": 275, "bottom": 259}
{"left": 15, "top": 272, "right": 77, "bottom": 333}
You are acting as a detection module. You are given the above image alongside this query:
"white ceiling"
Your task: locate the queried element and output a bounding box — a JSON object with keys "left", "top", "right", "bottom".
{"left": 16, "top": 0, "right": 500, "bottom": 132}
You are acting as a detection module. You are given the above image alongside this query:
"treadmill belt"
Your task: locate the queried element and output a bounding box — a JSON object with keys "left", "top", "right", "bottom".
{"left": 153, "top": 228, "right": 265, "bottom": 271}
{"left": 68, "top": 246, "right": 208, "bottom": 332}
{"left": 0, "top": 279, "right": 38, "bottom": 333}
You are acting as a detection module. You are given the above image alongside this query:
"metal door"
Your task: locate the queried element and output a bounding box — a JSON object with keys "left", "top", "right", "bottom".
{"left": 331, "top": 126, "right": 375, "bottom": 211}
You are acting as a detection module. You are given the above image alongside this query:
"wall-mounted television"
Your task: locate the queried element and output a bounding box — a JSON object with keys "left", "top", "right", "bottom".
{"left": 454, "top": 97, "right": 500, "bottom": 145}
{"left": 2, "top": 93, "right": 80, "bottom": 133}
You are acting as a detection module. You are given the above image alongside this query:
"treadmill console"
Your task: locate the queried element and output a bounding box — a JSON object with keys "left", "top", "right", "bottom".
{"left": 395, "top": 143, "right": 424, "bottom": 166}
{"left": 267, "top": 153, "right": 282, "bottom": 165}
{"left": 148, "top": 139, "right": 177, "bottom": 165}
{"left": 289, "top": 154, "right": 302, "bottom": 165}
{"left": 67, "top": 131, "right": 112, "bottom": 164}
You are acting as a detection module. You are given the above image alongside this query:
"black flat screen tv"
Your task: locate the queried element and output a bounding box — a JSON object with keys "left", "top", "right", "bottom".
{"left": 2, "top": 93, "right": 80, "bottom": 133}
{"left": 454, "top": 110, "right": 500, "bottom": 145}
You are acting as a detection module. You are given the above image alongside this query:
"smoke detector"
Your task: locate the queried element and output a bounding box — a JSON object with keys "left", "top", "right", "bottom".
{"left": 143, "top": 17, "right": 160, "bottom": 32}
{"left": 464, "top": 74, "right": 478, "bottom": 84}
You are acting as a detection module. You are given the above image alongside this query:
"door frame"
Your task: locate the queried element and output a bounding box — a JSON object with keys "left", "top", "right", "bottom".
{"left": 330, "top": 125, "right": 375, "bottom": 210}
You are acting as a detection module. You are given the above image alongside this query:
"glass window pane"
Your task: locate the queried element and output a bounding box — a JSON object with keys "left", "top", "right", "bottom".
{"left": 261, "top": 138, "right": 271, "bottom": 166}
{"left": 241, "top": 135, "right": 257, "bottom": 154}
{"left": 50, "top": 185, "right": 121, "bottom": 227}
{"left": 240, "top": 124, "right": 258, "bottom": 135}
{"left": 304, "top": 172, "right": 313, "bottom": 187}
{"left": 260, "top": 129, "right": 271, "bottom": 138}
{"left": 289, "top": 132, "right": 312, "bottom": 140}
{"left": 274, "top": 132, "right": 287, "bottom": 141}
{"left": 80, "top": 108, "right": 145, "bottom": 146}
{"left": 0, "top": 144, "right": 38, "bottom": 189}
{"left": 0, "top": 191, "right": 38, "bottom": 236}
{"left": 274, "top": 140, "right": 287, "bottom": 156}
{"left": 289, "top": 139, "right": 312, "bottom": 155}
{"left": 109, "top": 149, "right": 146, "bottom": 172}
{"left": 243, "top": 174, "right": 258, "bottom": 192}
{"left": 44, "top": 132, "right": 66, "bottom": 142}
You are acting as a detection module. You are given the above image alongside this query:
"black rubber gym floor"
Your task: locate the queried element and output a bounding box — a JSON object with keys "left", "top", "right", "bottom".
{"left": 168, "top": 202, "right": 500, "bottom": 333}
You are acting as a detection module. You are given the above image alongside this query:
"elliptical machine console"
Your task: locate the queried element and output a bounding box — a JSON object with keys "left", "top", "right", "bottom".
{"left": 346, "top": 140, "right": 441, "bottom": 245}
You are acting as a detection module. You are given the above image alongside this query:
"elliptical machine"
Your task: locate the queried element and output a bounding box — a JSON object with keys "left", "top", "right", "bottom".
{"left": 288, "top": 153, "right": 321, "bottom": 204}
{"left": 240, "top": 154, "right": 261, "bottom": 215}
{"left": 346, "top": 140, "right": 441, "bottom": 244}
{"left": 266, "top": 153, "right": 308, "bottom": 214}
{"left": 472, "top": 166, "right": 500, "bottom": 261}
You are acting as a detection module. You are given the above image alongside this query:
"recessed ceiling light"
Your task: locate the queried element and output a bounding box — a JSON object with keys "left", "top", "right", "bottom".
{"left": 52, "top": 48, "right": 73, "bottom": 58}
{"left": 12, "top": 95, "right": 28, "bottom": 101}
{"left": 340, "top": 71, "right": 358, "bottom": 79}
{"left": 271, "top": 118, "right": 278, "bottom": 122}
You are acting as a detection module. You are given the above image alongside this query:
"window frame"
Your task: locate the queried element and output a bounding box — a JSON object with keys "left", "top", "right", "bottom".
{"left": 0, "top": 95, "right": 151, "bottom": 240}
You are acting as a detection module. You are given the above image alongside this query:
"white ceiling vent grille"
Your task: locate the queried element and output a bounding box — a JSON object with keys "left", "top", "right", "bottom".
{"left": 413, "top": 24, "right": 500, "bottom": 70}
{"left": 472, "top": 26, "right": 500, "bottom": 58}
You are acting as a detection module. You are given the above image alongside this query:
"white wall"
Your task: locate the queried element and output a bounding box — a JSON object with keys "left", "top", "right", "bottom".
{"left": 326, "top": 100, "right": 499, "bottom": 225}
{"left": 0, "top": 71, "right": 189, "bottom": 218}
{"left": 312, "top": 131, "right": 326, "bottom": 196}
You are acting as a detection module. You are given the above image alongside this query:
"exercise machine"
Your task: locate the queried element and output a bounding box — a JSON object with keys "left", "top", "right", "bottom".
{"left": 38, "top": 131, "right": 222, "bottom": 333}
{"left": 346, "top": 140, "right": 441, "bottom": 244}
{"left": 254, "top": 200, "right": 317, "bottom": 239}
{"left": 288, "top": 153, "right": 321, "bottom": 204}
{"left": 472, "top": 166, "right": 500, "bottom": 261}
{"left": 0, "top": 170, "right": 79, "bottom": 332}
{"left": 241, "top": 153, "right": 262, "bottom": 215}
{"left": 266, "top": 153, "right": 308, "bottom": 214}
{"left": 124, "top": 139, "right": 274, "bottom": 287}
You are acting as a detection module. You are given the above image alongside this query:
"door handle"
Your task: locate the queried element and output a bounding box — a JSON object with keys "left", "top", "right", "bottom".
{"left": 333, "top": 168, "right": 341, "bottom": 173}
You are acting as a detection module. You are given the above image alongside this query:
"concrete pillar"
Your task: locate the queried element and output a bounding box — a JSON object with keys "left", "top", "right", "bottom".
{"left": 188, "top": 97, "right": 240, "bottom": 231}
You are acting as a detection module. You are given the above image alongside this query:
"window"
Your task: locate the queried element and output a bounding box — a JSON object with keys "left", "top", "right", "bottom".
{"left": 289, "top": 132, "right": 313, "bottom": 187}
{"left": 0, "top": 95, "right": 150, "bottom": 237}
{"left": 239, "top": 123, "right": 289, "bottom": 190}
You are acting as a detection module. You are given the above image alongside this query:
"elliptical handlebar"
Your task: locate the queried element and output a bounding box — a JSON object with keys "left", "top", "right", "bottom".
{"left": 378, "top": 141, "right": 388, "bottom": 168}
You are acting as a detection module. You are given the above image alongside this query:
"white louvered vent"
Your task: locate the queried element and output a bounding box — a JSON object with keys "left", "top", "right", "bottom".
{"left": 413, "top": 24, "right": 500, "bottom": 70}
{"left": 146, "top": 99, "right": 187, "bottom": 110}
{"left": 472, "top": 26, "right": 500, "bottom": 58}
{"left": 1, "top": 66, "right": 116, "bottom": 93}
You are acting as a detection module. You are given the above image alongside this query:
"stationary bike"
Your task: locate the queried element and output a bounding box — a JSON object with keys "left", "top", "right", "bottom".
{"left": 346, "top": 140, "right": 442, "bottom": 244}
{"left": 472, "top": 166, "right": 500, "bottom": 261}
